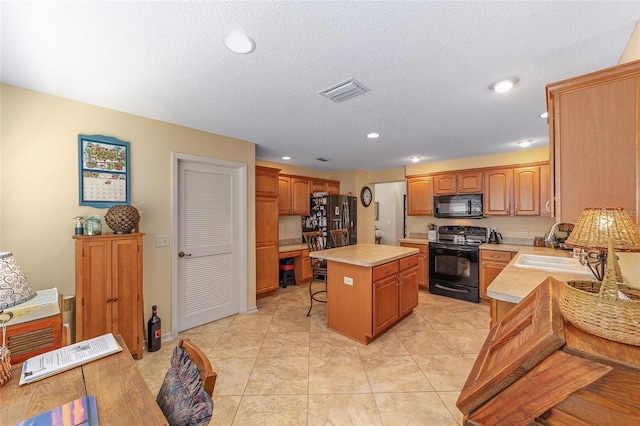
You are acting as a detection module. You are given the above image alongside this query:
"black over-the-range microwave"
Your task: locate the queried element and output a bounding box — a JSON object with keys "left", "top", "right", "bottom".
{"left": 433, "top": 194, "right": 483, "bottom": 218}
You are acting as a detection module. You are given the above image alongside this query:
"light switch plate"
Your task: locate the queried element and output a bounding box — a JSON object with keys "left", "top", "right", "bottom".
{"left": 344, "top": 277, "right": 353, "bottom": 285}
{"left": 156, "top": 235, "right": 169, "bottom": 247}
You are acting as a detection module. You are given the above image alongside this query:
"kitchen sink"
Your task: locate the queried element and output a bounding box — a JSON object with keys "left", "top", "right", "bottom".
{"left": 512, "top": 253, "right": 592, "bottom": 275}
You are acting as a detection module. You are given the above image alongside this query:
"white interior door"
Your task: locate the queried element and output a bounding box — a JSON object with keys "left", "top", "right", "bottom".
{"left": 176, "top": 159, "right": 240, "bottom": 331}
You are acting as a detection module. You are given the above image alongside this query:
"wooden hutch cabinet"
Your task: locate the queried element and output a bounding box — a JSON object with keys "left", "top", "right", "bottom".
{"left": 256, "top": 166, "right": 280, "bottom": 297}
{"left": 547, "top": 59, "right": 640, "bottom": 223}
{"left": 74, "top": 232, "right": 144, "bottom": 359}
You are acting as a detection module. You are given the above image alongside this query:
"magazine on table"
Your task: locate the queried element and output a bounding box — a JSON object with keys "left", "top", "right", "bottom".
{"left": 19, "top": 333, "right": 122, "bottom": 385}
{"left": 15, "top": 395, "right": 100, "bottom": 425}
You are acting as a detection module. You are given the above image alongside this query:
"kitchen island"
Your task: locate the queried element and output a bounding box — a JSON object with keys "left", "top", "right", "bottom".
{"left": 309, "top": 243, "right": 419, "bottom": 344}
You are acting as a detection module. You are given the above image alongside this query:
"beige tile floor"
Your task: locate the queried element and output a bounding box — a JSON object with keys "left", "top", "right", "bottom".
{"left": 135, "top": 284, "right": 491, "bottom": 425}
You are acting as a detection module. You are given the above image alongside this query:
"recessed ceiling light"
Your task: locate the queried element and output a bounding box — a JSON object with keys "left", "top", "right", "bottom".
{"left": 516, "top": 139, "right": 533, "bottom": 148}
{"left": 489, "top": 77, "right": 520, "bottom": 93}
{"left": 539, "top": 112, "right": 549, "bottom": 118}
{"left": 366, "top": 132, "right": 380, "bottom": 139}
{"left": 410, "top": 156, "right": 421, "bottom": 163}
{"left": 282, "top": 156, "right": 291, "bottom": 160}
{"left": 223, "top": 31, "right": 255, "bottom": 54}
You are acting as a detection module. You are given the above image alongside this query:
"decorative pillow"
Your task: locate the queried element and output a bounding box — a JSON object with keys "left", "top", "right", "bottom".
{"left": 156, "top": 346, "right": 214, "bottom": 426}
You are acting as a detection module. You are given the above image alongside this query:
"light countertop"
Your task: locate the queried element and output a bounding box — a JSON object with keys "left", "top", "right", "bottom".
{"left": 279, "top": 243, "right": 308, "bottom": 253}
{"left": 486, "top": 246, "right": 594, "bottom": 304}
{"left": 309, "top": 243, "right": 419, "bottom": 267}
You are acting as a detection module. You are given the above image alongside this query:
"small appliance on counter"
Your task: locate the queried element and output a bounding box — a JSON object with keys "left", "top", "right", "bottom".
{"left": 488, "top": 228, "right": 502, "bottom": 244}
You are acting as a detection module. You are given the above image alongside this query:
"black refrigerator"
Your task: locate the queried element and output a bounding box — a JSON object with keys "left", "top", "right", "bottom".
{"left": 303, "top": 195, "right": 357, "bottom": 248}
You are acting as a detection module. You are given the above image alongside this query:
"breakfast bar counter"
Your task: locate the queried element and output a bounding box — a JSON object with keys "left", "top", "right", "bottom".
{"left": 310, "top": 244, "right": 419, "bottom": 344}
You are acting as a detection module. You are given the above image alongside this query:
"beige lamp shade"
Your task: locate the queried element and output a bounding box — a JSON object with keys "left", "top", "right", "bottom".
{"left": 0, "top": 252, "right": 37, "bottom": 310}
{"left": 563, "top": 208, "right": 640, "bottom": 252}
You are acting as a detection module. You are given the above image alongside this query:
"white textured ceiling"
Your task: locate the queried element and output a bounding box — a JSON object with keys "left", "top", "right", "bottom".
{"left": 2, "top": 1, "right": 639, "bottom": 171}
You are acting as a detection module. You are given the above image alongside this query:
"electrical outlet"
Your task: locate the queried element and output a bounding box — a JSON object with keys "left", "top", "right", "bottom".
{"left": 156, "top": 235, "right": 169, "bottom": 247}
{"left": 344, "top": 277, "right": 353, "bottom": 286}
{"left": 522, "top": 228, "right": 529, "bottom": 237}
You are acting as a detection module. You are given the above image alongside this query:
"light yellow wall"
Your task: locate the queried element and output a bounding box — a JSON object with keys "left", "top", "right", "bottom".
{"left": 406, "top": 147, "right": 548, "bottom": 176}
{"left": 0, "top": 84, "right": 257, "bottom": 332}
{"left": 620, "top": 20, "right": 640, "bottom": 64}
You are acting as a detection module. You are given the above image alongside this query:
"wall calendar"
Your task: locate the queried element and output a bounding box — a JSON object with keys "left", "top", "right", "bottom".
{"left": 78, "top": 134, "right": 130, "bottom": 207}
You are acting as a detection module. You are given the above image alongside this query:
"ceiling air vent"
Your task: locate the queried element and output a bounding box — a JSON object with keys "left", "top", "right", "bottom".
{"left": 316, "top": 157, "right": 332, "bottom": 162}
{"left": 319, "top": 78, "right": 369, "bottom": 103}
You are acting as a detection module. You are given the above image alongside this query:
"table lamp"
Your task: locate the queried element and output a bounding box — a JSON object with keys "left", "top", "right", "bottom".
{"left": 0, "top": 252, "right": 37, "bottom": 310}
{"left": 563, "top": 207, "right": 640, "bottom": 281}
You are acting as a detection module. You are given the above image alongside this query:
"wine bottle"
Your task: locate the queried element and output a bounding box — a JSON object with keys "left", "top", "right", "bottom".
{"left": 147, "top": 305, "right": 161, "bottom": 352}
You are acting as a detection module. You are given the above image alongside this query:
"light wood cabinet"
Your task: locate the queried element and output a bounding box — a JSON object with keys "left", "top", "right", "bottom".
{"left": 484, "top": 166, "right": 542, "bottom": 216}
{"left": 459, "top": 277, "right": 640, "bottom": 425}
{"left": 547, "top": 59, "right": 640, "bottom": 223}
{"left": 310, "top": 178, "right": 340, "bottom": 195}
{"left": 256, "top": 166, "right": 280, "bottom": 297}
{"left": 513, "top": 166, "right": 540, "bottom": 216}
{"left": 406, "top": 175, "right": 434, "bottom": 216}
{"left": 400, "top": 242, "right": 428, "bottom": 289}
{"left": 327, "top": 252, "right": 419, "bottom": 344}
{"left": 484, "top": 169, "right": 512, "bottom": 215}
{"left": 480, "top": 249, "right": 515, "bottom": 302}
{"left": 373, "top": 255, "right": 418, "bottom": 336}
{"left": 539, "top": 163, "right": 552, "bottom": 217}
{"left": 278, "top": 175, "right": 310, "bottom": 215}
{"left": 433, "top": 172, "right": 483, "bottom": 195}
{"left": 74, "top": 233, "right": 144, "bottom": 359}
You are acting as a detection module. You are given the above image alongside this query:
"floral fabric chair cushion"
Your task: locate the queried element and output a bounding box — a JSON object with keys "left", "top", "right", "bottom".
{"left": 156, "top": 346, "right": 214, "bottom": 426}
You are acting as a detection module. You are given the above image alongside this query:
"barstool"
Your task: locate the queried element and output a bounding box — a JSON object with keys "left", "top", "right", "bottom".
{"left": 329, "top": 229, "right": 349, "bottom": 248}
{"left": 303, "top": 231, "right": 327, "bottom": 316}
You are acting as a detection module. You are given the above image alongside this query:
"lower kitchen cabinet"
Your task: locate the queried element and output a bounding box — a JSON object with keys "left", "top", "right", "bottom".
{"left": 327, "top": 252, "right": 419, "bottom": 344}
{"left": 400, "top": 242, "right": 428, "bottom": 289}
{"left": 458, "top": 277, "right": 640, "bottom": 425}
{"left": 74, "top": 233, "right": 144, "bottom": 359}
{"left": 373, "top": 255, "right": 419, "bottom": 336}
{"left": 480, "top": 249, "right": 515, "bottom": 302}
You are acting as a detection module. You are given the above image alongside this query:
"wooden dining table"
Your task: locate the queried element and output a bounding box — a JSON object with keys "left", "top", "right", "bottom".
{"left": 1, "top": 335, "right": 168, "bottom": 425}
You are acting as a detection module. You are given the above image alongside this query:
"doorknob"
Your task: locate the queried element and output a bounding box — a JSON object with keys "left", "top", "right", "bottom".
{"left": 178, "top": 251, "right": 192, "bottom": 258}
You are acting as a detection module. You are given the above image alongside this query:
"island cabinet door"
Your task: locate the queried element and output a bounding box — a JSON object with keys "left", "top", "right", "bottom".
{"left": 373, "top": 274, "right": 399, "bottom": 335}
{"left": 399, "top": 264, "right": 419, "bottom": 317}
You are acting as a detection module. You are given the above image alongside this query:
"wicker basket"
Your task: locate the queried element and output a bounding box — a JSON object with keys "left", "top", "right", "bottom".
{"left": 560, "top": 239, "right": 640, "bottom": 346}
{"left": 104, "top": 205, "right": 140, "bottom": 234}
{"left": 0, "top": 311, "right": 12, "bottom": 387}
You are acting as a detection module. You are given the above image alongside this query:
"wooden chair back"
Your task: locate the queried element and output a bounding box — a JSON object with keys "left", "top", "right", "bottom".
{"left": 303, "top": 231, "right": 325, "bottom": 253}
{"left": 179, "top": 338, "right": 217, "bottom": 396}
{"left": 329, "top": 229, "right": 349, "bottom": 247}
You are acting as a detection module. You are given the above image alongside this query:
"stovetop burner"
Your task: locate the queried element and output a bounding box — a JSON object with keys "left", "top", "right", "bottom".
{"left": 435, "top": 225, "right": 487, "bottom": 245}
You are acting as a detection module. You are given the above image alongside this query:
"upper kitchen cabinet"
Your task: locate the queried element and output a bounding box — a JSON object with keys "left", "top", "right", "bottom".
{"left": 484, "top": 165, "right": 545, "bottom": 216}
{"left": 406, "top": 175, "right": 434, "bottom": 216}
{"left": 311, "top": 178, "right": 340, "bottom": 195}
{"left": 433, "top": 172, "right": 483, "bottom": 195}
{"left": 278, "top": 174, "right": 310, "bottom": 215}
{"left": 484, "top": 169, "right": 512, "bottom": 215}
{"left": 547, "top": 59, "right": 640, "bottom": 223}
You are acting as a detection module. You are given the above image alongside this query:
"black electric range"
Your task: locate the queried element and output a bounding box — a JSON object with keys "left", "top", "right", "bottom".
{"left": 428, "top": 226, "right": 487, "bottom": 303}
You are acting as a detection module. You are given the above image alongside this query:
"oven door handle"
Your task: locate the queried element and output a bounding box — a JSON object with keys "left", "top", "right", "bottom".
{"left": 434, "top": 284, "right": 470, "bottom": 294}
